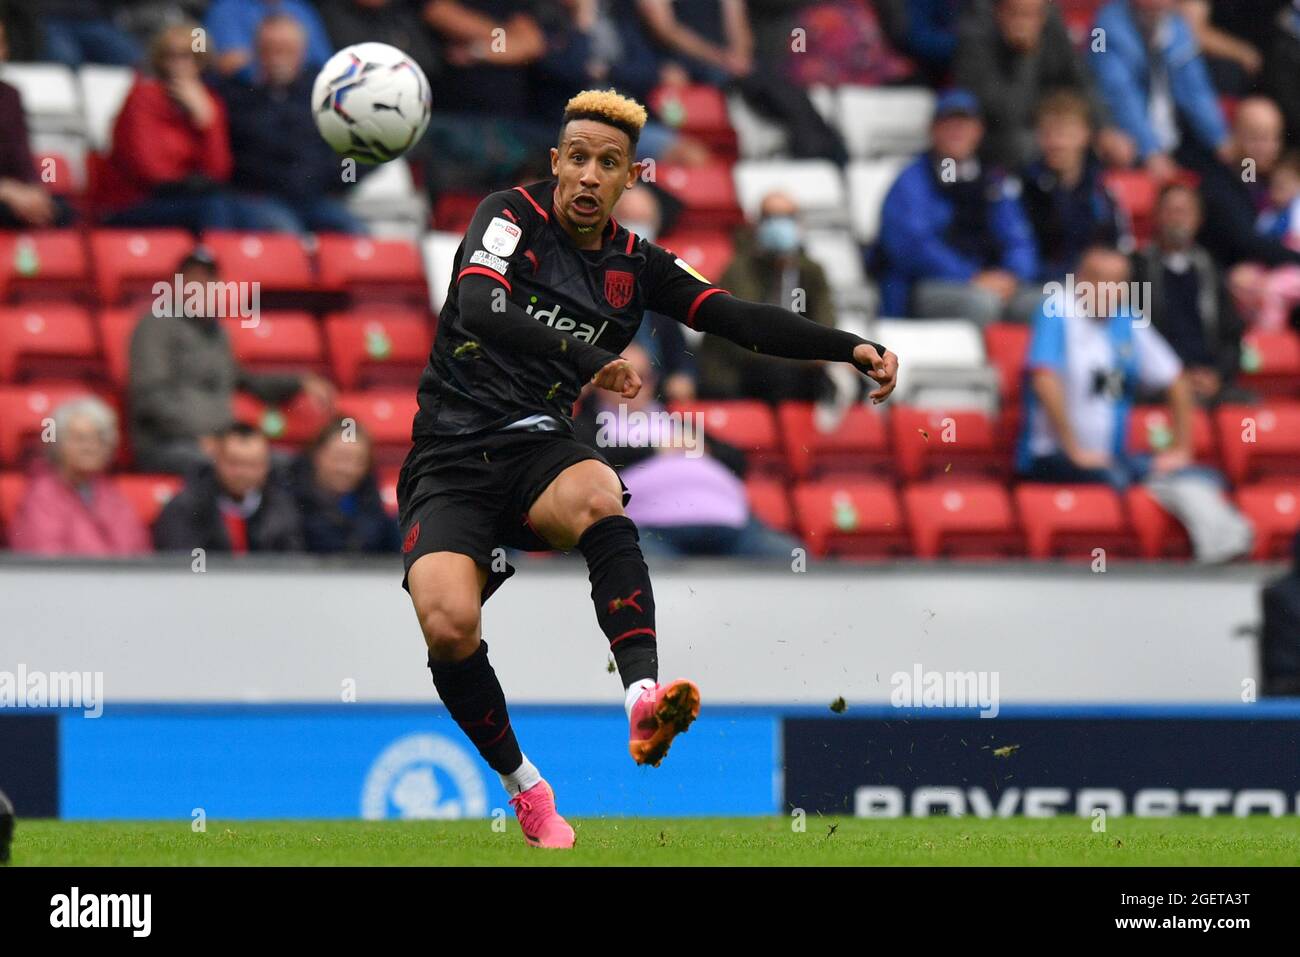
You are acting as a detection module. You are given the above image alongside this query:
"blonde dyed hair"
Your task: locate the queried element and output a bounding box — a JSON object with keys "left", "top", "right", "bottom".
{"left": 561, "top": 89, "right": 648, "bottom": 147}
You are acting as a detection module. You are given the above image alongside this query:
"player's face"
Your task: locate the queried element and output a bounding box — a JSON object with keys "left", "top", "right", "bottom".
{"left": 550, "top": 121, "right": 640, "bottom": 237}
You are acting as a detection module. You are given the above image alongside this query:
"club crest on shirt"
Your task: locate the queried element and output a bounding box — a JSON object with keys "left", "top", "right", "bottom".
{"left": 604, "top": 269, "right": 634, "bottom": 309}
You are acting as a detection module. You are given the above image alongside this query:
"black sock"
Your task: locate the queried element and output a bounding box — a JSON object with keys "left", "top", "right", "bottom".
{"left": 576, "top": 515, "right": 659, "bottom": 688}
{"left": 427, "top": 640, "right": 523, "bottom": 775}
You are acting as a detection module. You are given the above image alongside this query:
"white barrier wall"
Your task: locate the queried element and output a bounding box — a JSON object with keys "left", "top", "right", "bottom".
{"left": 0, "top": 557, "right": 1281, "bottom": 705}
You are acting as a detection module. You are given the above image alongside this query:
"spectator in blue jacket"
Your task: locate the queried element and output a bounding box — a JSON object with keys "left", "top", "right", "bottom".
{"left": 291, "top": 418, "right": 401, "bottom": 554}
{"left": 876, "top": 89, "right": 1041, "bottom": 323}
{"left": 1088, "top": 0, "right": 1230, "bottom": 179}
{"left": 206, "top": 0, "right": 334, "bottom": 82}
{"left": 220, "top": 14, "right": 366, "bottom": 234}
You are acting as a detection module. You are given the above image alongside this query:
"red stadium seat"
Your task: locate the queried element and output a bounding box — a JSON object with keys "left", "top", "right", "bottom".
{"left": 791, "top": 479, "right": 907, "bottom": 558}
{"left": 0, "top": 230, "right": 89, "bottom": 302}
{"left": 1239, "top": 330, "right": 1300, "bottom": 397}
{"left": 221, "top": 311, "right": 326, "bottom": 376}
{"left": 316, "top": 234, "right": 427, "bottom": 303}
{"left": 0, "top": 471, "right": 25, "bottom": 541}
{"left": 668, "top": 400, "right": 783, "bottom": 475}
{"left": 776, "top": 401, "right": 890, "bottom": 479}
{"left": 744, "top": 476, "right": 793, "bottom": 533}
{"left": 0, "top": 305, "right": 98, "bottom": 382}
{"left": 433, "top": 191, "right": 485, "bottom": 234}
{"left": 0, "top": 383, "right": 111, "bottom": 466}
{"left": 200, "top": 231, "right": 314, "bottom": 292}
{"left": 335, "top": 389, "right": 418, "bottom": 466}
{"left": 114, "top": 474, "right": 184, "bottom": 528}
{"left": 656, "top": 231, "right": 735, "bottom": 285}
{"left": 984, "top": 322, "right": 1031, "bottom": 403}
{"left": 232, "top": 391, "right": 333, "bottom": 447}
{"left": 1235, "top": 482, "right": 1300, "bottom": 560}
{"left": 1215, "top": 401, "right": 1300, "bottom": 484}
{"left": 648, "top": 84, "right": 737, "bottom": 156}
{"left": 902, "top": 479, "right": 1022, "bottom": 558}
{"left": 1014, "top": 483, "right": 1136, "bottom": 559}
{"left": 98, "top": 307, "right": 144, "bottom": 388}
{"left": 1125, "top": 486, "right": 1191, "bottom": 559}
{"left": 654, "top": 163, "right": 743, "bottom": 229}
{"left": 1126, "top": 404, "right": 1217, "bottom": 465}
{"left": 377, "top": 466, "right": 400, "bottom": 518}
{"left": 1104, "top": 169, "right": 1160, "bottom": 245}
{"left": 323, "top": 309, "right": 431, "bottom": 390}
{"left": 890, "top": 406, "right": 1003, "bottom": 481}
{"left": 90, "top": 229, "right": 195, "bottom": 304}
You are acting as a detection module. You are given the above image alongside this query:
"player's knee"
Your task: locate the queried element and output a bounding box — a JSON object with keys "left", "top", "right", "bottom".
{"left": 420, "top": 598, "right": 481, "bottom": 660}
{"left": 574, "top": 487, "right": 624, "bottom": 532}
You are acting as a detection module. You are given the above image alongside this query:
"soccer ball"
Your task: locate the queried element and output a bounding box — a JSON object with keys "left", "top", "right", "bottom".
{"left": 312, "top": 43, "right": 432, "bottom": 164}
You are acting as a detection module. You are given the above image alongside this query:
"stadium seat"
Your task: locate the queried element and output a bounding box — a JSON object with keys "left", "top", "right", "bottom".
{"left": 656, "top": 163, "right": 743, "bottom": 229}
{"left": 791, "top": 479, "right": 908, "bottom": 557}
{"left": 802, "top": 229, "right": 871, "bottom": 308}
{"left": 744, "top": 476, "right": 793, "bottom": 533}
{"left": 232, "top": 391, "right": 333, "bottom": 447}
{"left": 0, "top": 383, "right": 111, "bottom": 466}
{"left": 872, "top": 319, "right": 999, "bottom": 412}
{"left": 776, "top": 400, "right": 890, "bottom": 479}
{"left": 91, "top": 229, "right": 195, "bottom": 304}
{"left": 1215, "top": 401, "right": 1300, "bottom": 484}
{"left": 656, "top": 231, "right": 735, "bottom": 286}
{"left": 221, "top": 311, "right": 326, "bottom": 376}
{"left": 316, "top": 234, "right": 427, "bottom": 303}
{"left": 1126, "top": 486, "right": 1191, "bottom": 559}
{"left": 377, "top": 466, "right": 400, "bottom": 518}
{"left": 0, "top": 305, "right": 98, "bottom": 382}
{"left": 431, "top": 191, "right": 484, "bottom": 235}
{"left": 845, "top": 157, "right": 908, "bottom": 244}
{"left": 0, "top": 471, "right": 25, "bottom": 541}
{"left": 835, "top": 86, "right": 934, "bottom": 158}
{"left": 733, "top": 160, "right": 845, "bottom": 227}
{"left": 323, "top": 309, "right": 431, "bottom": 390}
{"left": 114, "top": 474, "right": 184, "bottom": 529}
{"left": 1103, "top": 169, "right": 1160, "bottom": 246}
{"left": 890, "top": 406, "right": 1003, "bottom": 481}
{"left": 727, "top": 93, "right": 787, "bottom": 159}
{"left": 346, "top": 158, "right": 426, "bottom": 230}
{"left": 1126, "top": 404, "right": 1217, "bottom": 465}
{"left": 78, "top": 64, "right": 135, "bottom": 152}
{"left": 1014, "top": 483, "right": 1136, "bottom": 559}
{"left": 335, "top": 389, "right": 419, "bottom": 465}
{"left": 98, "top": 307, "right": 144, "bottom": 388}
{"left": 983, "top": 322, "right": 1031, "bottom": 403}
{"left": 0, "top": 230, "right": 89, "bottom": 302}
{"left": 1235, "top": 482, "right": 1300, "bottom": 560}
{"left": 648, "top": 84, "right": 737, "bottom": 156}
{"left": 1239, "top": 330, "right": 1300, "bottom": 397}
{"left": 200, "top": 232, "right": 314, "bottom": 293}
{"left": 1058, "top": 0, "right": 1103, "bottom": 43}
{"left": 667, "top": 400, "right": 783, "bottom": 475}
{"left": 0, "top": 63, "right": 81, "bottom": 135}
{"left": 902, "top": 480, "right": 1022, "bottom": 558}
{"left": 421, "top": 230, "right": 462, "bottom": 315}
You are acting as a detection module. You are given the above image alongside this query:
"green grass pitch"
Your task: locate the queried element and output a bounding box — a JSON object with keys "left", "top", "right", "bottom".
{"left": 10, "top": 816, "right": 1300, "bottom": 866}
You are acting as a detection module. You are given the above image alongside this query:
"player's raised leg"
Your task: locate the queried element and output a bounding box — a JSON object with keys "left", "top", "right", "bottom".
{"left": 527, "top": 459, "right": 700, "bottom": 767}
{"left": 407, "top": 550, "right": 574, "bottom": 848}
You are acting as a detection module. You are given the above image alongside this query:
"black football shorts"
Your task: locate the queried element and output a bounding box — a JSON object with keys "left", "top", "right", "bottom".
{"left": 397, "top": 428, "right": 628, "bottom": 603}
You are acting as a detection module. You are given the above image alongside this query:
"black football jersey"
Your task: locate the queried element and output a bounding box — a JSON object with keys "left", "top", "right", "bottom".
{"left": 413, "top": 180, "right": 723, "bottom": 438}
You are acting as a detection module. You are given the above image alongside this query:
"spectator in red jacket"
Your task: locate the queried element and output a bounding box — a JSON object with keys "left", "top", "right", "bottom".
{"left": 96, "top": 22, "right": 239, "bottom": 232}
{"left": 10, "top": 397, "right": 150, "bottom": 557}
{"left": 0, "top": 20, "right": 72, "bottom": 228}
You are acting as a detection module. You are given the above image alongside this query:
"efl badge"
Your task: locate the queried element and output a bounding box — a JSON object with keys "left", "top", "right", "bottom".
{"left": 604, "top": 270, "right": 634, "bottom": 309}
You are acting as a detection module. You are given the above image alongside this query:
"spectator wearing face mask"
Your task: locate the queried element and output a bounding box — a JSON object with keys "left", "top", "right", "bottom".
{"left": 696, "top": 191, "right": 837, "bottom": 402}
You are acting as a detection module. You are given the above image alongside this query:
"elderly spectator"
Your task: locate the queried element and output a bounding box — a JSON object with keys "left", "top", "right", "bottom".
{"left": 1088, "top": 0, "right": 1230, "bottom": 179}
{"left": 154, "top": 422, "right": 304, "bottom": 553}
{"left": 205, "top": 0, "right": 333, "bottom": 81}
{"left": 128, "top": 247, "right": 335, "bottom": 473}
{"left": 612, "top": 185, "right": 697, "bottom": 401}
{"left": 575, "top": 343, "right": 800, "bottom": 559}
{"left": 1132, "top": 183, "right": 1246, "bottom": 405}
{"left": 221, "top": 14, "right": 367, "bottom": 234}
{"left": 955, "top": 0, "right": 1132, "bottom": 170}
{"left": 10, "top": 398, "right": 150, "bottom": 557}
{"left": 290, "top": 418, "right": 400, "bottom": 554}
{"left": 0, "top": 22, "right": 71, "bottom": 228}
{"left": 1021, "top": 90, "right": 1129, "bottom": 282}
{"left": 876, "top": 89, "right": 1041, "bottom": 323}
{"left": 96, "top": 22, "right": 238, "bottom": 232}
{"left": 38, "top": 0, "right": 141, "bottom": 67}
{"left": 695, "top": 190, "right": 837, "bottom": 401}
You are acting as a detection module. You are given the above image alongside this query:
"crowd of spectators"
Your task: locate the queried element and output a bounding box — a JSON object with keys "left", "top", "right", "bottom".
{"left": 1, "top": 0, "right": 1298, "bottom": 563}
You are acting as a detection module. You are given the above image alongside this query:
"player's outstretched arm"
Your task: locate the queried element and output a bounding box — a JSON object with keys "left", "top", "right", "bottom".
{"left": 691, "top": 292, "right": 899, "bottom": 403}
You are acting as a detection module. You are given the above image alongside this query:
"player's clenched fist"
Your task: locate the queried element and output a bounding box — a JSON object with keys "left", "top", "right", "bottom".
{"left": 853, "top": 342, "right": 899, "bottom": 405}
{"left": 591, "top": 357, "right": 642, "bottom": 399}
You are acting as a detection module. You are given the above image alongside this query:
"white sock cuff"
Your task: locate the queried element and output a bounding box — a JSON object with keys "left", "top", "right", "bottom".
{"left": 500, "top": 754, "right": 542, "bottom": 797}
{"left": 624, "top": 678, "right": 656, "bottom": 719}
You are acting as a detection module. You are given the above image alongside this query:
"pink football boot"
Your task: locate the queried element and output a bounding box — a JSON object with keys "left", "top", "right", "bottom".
{"left": 509, "top": 780, "right": 576, "bottom": 849}
{"left": 628, "top": 679, "right": 701, "bottom": 767}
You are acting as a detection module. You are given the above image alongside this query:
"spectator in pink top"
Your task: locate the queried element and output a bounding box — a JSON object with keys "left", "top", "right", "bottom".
{"left": 10, "top": 397, "right": 150, "bottom": 557}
